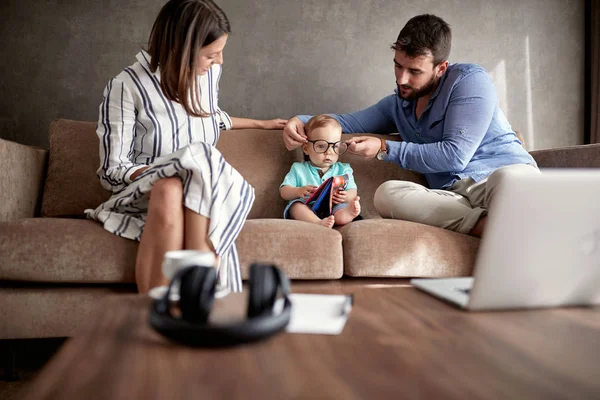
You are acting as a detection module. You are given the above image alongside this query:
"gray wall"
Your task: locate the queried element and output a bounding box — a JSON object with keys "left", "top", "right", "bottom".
{"left": 0, "top": 0, "right": 584, "bottom": 150}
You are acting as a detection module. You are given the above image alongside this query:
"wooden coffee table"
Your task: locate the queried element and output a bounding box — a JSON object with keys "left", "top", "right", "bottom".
{"left": 20, "top": 280, "right": 600, "bottom": 399}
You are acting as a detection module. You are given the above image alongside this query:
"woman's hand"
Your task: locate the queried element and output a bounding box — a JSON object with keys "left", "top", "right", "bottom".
{"left": 262, "top": 118, "right": 288, "bottom": 130}
{"left": 283, "top": 117, "right": 307, "bottom": 151}
{"left": 298, "top": 185, "right": 317, "bottom": 199}
{"left": 332, "top": 189, "right": 348, "bottom": 204}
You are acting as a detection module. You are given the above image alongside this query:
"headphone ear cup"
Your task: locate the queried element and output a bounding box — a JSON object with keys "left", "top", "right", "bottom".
{"left": 247, "top": 264, "right": 278, "bottom": 318}
{"left": 179, "top": 266, "right": 217, "bottom": 323}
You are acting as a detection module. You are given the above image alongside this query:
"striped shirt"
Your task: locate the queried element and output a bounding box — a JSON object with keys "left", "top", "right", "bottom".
{"left": 97, "top": 51, "right": 233, "bottom": 193}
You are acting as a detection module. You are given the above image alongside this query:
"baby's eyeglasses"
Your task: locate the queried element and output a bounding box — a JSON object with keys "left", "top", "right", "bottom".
{"left": 307, "top": 140, "right": 348, "bottom": 155}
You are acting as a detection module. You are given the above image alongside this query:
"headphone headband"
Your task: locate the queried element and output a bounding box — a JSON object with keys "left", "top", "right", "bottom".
{"left": 150, "top": 263, "right": 292, "bottom": 347}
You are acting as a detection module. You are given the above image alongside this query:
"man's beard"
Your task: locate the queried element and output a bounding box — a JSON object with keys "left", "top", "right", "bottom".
{"left": 396, "top": 75, "right": 437, "bottom": 101}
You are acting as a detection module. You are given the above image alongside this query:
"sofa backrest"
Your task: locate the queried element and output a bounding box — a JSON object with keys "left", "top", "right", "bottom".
{"left": 216, "top": 129, "right": 303, "bottom": 219}
{"left": 39, "top": 120, "right": 429, "bottom": 220}
{"left": 0, "top": 138, "right": 48, "bottom": 221}
{"left": 216, "top": 131, "right": 427, "bottom": 219}
{"left": 530, "top": 143, "right": 600, "bottom": 169}
{"left": 40, "top": 119, "right": 110, "bottom": 217}
{"left": 35, "top": 118, "right": 600, "bottom": 221}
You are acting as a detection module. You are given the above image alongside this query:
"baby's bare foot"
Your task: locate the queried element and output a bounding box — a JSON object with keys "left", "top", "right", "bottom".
{"left": 319, "top": 215, "right": 335, "bottom": 228}
{"left": 333, "top": 197, "right": 361, "bottom": 226}
{"left": 350, "top": 196, "right": 361, "bottom": 218}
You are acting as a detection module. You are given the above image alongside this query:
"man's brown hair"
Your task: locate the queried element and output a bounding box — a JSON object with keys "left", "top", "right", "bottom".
{"left": 391, "top": 14, "right": 451, "bottom": 66}
{"left": 148, "top": 0, "right": 230, "bottom": 117}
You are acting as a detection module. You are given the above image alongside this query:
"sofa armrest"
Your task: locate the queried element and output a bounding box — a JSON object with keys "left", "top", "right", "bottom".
{"left": 0, "top": 138, "right": 48, "bottom": 221}
{"left": 529, "top": 143, "right": 600, "bottom": 169}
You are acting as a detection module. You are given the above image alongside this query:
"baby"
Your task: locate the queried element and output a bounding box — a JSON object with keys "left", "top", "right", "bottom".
{"left": 280, "top": 114, "right": 361, "bottom": 228}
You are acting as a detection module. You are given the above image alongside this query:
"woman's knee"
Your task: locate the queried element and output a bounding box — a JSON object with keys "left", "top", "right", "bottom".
{"left": 151, "top": 177, "right": 183, "bottom": 201}
{"left": 148, "top": 178, "right": 184, "bottom": 221}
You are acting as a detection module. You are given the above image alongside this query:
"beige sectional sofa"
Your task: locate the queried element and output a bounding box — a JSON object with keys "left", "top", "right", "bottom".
{"left": 1, "top": 119, "right": 599, "bottom": 339}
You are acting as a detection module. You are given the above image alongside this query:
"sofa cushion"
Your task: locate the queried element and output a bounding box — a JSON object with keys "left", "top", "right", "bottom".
{"left": 40, "top": 119, "right": 110, "bottom": 217}
{"left": 216, "top": 129, "right": 303, "bottom": 219}
{"left": 0, "top": 218, "right": 138, "bottom": 283}
{"left": 237, "top": 219, "right": 343, "bottom": 279}
{"left": 0, "top": 218, "right": 342, "bottom": 283}
{"left": 339, "top": 219, "right": 480, "bottom": 277}
{"left": 0, "top": 286, "right": 136, "bottom": 339}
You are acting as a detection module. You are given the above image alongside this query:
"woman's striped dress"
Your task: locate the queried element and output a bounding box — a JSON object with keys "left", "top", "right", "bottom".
{"left": 85, "top": 51, "right": 254, "bottom": 293}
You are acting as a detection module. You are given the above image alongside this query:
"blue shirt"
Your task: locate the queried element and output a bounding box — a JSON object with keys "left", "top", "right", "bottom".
{"left": 281, "top": 161, "right": 357, "bottom": 206}
{"left": 298, "top": 63, "right": 536, "bottom": 189}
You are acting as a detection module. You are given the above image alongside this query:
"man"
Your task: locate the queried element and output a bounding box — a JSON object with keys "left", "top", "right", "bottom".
{"left": 282, "top": 14, "right": 538, "bottom": 237}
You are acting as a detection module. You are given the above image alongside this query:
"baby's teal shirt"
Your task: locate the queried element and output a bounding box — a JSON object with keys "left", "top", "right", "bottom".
{"left": 281, "top": 161, "right": 357, "bottom": 205}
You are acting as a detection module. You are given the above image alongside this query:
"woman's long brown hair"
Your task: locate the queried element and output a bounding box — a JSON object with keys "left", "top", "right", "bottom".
{"left": 148, "top": 0, "right": 230, "bottom": 117}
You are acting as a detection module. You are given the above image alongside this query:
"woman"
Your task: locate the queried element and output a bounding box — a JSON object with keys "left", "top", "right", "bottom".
{"left": 86, "top": 0, "right": 286, "bottom": 293}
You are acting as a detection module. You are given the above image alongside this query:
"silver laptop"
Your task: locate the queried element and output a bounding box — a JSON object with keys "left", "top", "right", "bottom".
{"left": 411, "top": 169, "right": 600, "bottom": 311}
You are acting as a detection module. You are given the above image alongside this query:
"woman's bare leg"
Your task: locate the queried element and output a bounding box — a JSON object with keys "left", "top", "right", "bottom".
{"left": 135, "top": 178, "right": 184, "bottom": 293}
{"left": 184, "top": 208, "right": 218, "bottom": 266}
{"left": 289, "top": 203, "right": 335, "bottom": 228}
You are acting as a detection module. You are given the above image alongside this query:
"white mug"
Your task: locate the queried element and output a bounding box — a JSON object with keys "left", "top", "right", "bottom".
{"left": 161, "top": 250, "right": 216, "bottom": 279}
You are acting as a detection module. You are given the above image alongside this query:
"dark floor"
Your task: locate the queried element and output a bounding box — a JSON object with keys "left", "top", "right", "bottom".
{"left": 0, "top": 338, "right": 67, "bottom": 399}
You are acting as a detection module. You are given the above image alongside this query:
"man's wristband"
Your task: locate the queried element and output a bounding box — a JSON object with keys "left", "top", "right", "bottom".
{"left": 376, "top": 138, "right": 388, "bottom": 160}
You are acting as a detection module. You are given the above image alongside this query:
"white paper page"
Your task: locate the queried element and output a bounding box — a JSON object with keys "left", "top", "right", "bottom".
{"left": 275, "top": 293, "right": 353, "bottom": 335}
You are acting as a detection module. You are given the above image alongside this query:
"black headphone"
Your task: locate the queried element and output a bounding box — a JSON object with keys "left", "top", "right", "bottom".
{"left": 150, "top": 263, "right": 292, "bottom": 347}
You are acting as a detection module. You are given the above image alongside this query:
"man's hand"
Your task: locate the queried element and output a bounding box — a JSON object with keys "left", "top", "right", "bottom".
{"left": 298, "top": 185, "right": 317, "bottom": 199}
{"left": 332, "top": 189, "right": 348, "bottom": 204}
{"left": 346, "top": 136, "right": 381, "bottom": 159}
{"left": 130, "top": 166, "right": 150, "bottom": 181}
{"left": 283, "top": 117, "right": 307, "bottom": 151}
{"left": 262, "top": 118, "right": 288, "bottom": 130}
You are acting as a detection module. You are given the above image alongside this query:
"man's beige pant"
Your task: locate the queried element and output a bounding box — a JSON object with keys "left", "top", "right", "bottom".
{"left": 374, "top": 164, "right": 540, "bottom": 234}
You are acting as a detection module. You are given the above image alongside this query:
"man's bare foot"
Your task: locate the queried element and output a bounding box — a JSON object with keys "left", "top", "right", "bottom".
{"left": 333, "top": 197, "right": 361, "bottom": 226}
{"left": 319, "top": 215, "right": 335, "bottom": 228}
